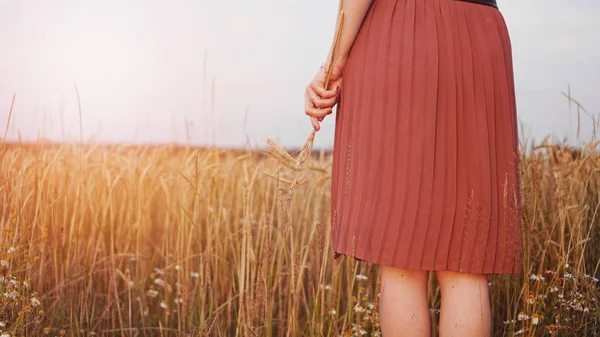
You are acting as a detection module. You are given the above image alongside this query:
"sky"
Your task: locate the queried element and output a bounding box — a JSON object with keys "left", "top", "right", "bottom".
{"left": 0, "top": 0, "right": 599, "bottom": 150}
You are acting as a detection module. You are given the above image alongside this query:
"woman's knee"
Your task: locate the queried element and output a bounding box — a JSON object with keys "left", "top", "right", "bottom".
{"left": 381, "top": 266, "right": 430, "bottom": 284}
{"left": 435, "top": 270, "right": 488, "bottom": 292}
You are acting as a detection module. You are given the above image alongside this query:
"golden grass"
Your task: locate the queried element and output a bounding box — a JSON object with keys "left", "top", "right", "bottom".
{"left": 0, "top": 132, "right": 599, "bottom": 336}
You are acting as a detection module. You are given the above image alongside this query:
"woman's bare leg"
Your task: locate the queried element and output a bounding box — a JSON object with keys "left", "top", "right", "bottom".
{"left": 379, "top": 266, "right": 431, "bottom": 336}
{"left": 436, "top": 270, "right": 491, "bottom": 337}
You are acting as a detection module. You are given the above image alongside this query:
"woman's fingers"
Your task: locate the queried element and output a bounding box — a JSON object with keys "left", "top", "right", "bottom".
{"left": 305, "top": 91, "right": 332, "bottom": 118}
{"left": 305, "top": 105, "right": 332, "bottom": 118}
{"left": 313, "top": 95, "right": 338, "bottom": 109}
{"left": 305, "top": 91, "right": 322, "bottom": 131}
{"left": 310, "top": 72, "right": 338, "bottom": 99}
{"left": 311, "top": 81, "right": 337, "bottom": 99}
{"left": 306, "top": 86, "right": 338, "bottom": 109}
{"left": 310, "top": 116, "right": 320, "bottom": 131}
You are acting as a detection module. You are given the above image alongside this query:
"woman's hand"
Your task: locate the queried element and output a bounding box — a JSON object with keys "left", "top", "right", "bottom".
{"left": 305, "top": 60, "right": 345, "bottom": 131}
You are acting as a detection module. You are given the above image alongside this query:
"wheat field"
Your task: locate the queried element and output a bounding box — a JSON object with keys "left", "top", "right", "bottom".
{"left": 0, "top": 128, "right": 599, "bottom": 336}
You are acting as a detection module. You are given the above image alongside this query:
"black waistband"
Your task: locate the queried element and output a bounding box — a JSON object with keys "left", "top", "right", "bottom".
{"left": 456, "top": 0, "right": 498, "bottom": 9}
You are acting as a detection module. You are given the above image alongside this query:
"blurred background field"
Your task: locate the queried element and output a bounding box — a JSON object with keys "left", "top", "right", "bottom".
{"left": 0, "top": 129, "right": 599, "bottom": 336}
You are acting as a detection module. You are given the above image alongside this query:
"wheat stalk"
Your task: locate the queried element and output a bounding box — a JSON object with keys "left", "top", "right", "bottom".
{"left": 265, "top": 0, "right": 345, "bottom": 171}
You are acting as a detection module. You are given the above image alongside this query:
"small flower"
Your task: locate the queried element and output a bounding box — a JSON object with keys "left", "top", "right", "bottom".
{"left": 514, "top": 328, "right": 527, "bottom": 335}
{"left": 529, "top": 274, "right": 545, "bottom": 281}
{"left": 128, "top": 281, "right": 135, "bottom": 288}
{"left": 531, "top": 313, "right": 541, "bottom": 325}
{"left": 517, "top": 312, "right": 530, "bottom": 321}
{"left": 176, "top": 297, "right": 184, "bottom": 304}
{"left": 39, "top": 310, "right": 45, "bottom": 316}
{"left": 160, "top": 300, "right": 168, "bottom": 309}
{"left": 503, "top": 319, "right": 515, "bottom": 325}
{"left": 23, "top": 280, "right": 29, "bottom": 288}
{"left": 147, "top": 289, "right": 159, "bottom": 298}
{"left": 175, "top": 265, "right": 181, "bottom": 271}
{"left": 31, "top": 296, "right": 41, "bottom": 306}
{"left": 0, "top": 321, "right": 5, "bottom": 328}
{"left": 564, "top": 272, "right": 574, "bottom": 280}
{"left": 153, "top": 268, "right": 164, "bottom": 275}
{"left": 355, "top": 274, "right": 368, "bottom": 281}
{"left": 0, "top": 260, "right": 8, "bottom": 268}
{"left": 353, "top": 304, "right": 365, "bottom": 313}
{"left": 154, "top": 278, "right": 165, "bottom": 287}
{"left": 44, "top": 327, "right": 51, "bottom": 334}
{"left": 1, "top": 333, "right": 10, "bottom": 337}
{"left": 6, "top": 247, "right": 15, "bottom": 254}
{"left": 327, "top": 309, "right": 337, "bottom": 316}
{"left": 526, "top": 295, "right": 535, "bottom": 304}
{"left": 190, "top": 272, "right": 199, "bottom": 279}
{"left": 319, "top": 284, "right": 332, "bottom": 290}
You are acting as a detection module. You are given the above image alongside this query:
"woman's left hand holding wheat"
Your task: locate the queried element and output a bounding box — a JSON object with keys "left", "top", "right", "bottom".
{"left": 305, "top": 60, "right": 345, "bottom": 131}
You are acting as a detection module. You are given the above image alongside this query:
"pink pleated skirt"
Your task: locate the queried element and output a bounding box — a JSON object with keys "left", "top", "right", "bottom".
{"left": 330, "top": 0, "right": 522, "bottom": 274}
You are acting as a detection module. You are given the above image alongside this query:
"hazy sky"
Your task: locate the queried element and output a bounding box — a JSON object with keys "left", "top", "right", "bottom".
{"left": 0, "top": 0, "right": 599, "bottom": 149}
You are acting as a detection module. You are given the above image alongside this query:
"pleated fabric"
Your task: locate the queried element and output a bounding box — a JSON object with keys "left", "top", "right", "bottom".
{"left": 330, "top": 0, "right": 522, "bottom": 275}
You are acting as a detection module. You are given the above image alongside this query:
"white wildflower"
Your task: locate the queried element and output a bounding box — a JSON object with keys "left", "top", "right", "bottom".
{"left": 175, "top": 265, "right": 180, "bottom": 271}
{"left": 355, "top": 274, "right": 368, "bottom": 281}
{"left": 160, "top": 300, "right": 168, "bottom": 309}
{"left": 6, "top": 247, "right": 15, "bottom": 254}
{"left": 147, "top": 289, "right": 159, "bottom": 298}
{"left": 30, "top": 296, "right": 41, "bottom": 306}
{"left": 564, "top": 272, "right": 574, "bottom": 280}
{"left": 154, "top": 278, "right": 165, "bottom": 287}
{"left": 327, "top": 309, "right": 336, "bottom": 315}
{"left": 503, "top": 319, "right": 515, "bottom": 325}
{"left": 190, "top": 272, "right": 200, "bottom": 279}
{"left": 0, "top": 260, "right": 8, "bottom": 268}
{"left": 128, "top": 281, "right": 135, "bottom": 289}
{"left": 1, "top": 333, "right": 10, "bottom": 337}
{"left": 514, "top": 328, "right": 527, "bottom": 335}
{"left": 529, "top": 274, "right": 545, "bottom": 281}
{"left": 0, "top": 321, "right": 5, "bottom": 328}
{"left": 517, "top": 312, "right": 530, "bottom": 321}
{"left": 153, "top": 268, "right": 164, "bottom": 275}
{"left": 532, "top": 315, "right": 541, "bottom": 325}
{"left": 176, "top": 298, "right": 184, "bottom": 304}
{"left": 23, "top": 280, "right": 29, "bottom": 288}
{"left": 320, "top": 284, "right": 332, "bottom": 291}
{"left": 353, "top": 304, "right": 365, "bottom": 313}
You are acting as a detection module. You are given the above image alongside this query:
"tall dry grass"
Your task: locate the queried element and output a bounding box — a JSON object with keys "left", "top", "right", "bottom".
{"left": 0, "top": 123, "right": 599, "bottom": 336}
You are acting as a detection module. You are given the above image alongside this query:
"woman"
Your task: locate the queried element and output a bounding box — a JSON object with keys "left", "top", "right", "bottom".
{"left": 304, "top": 0, "right": 522, "bottom": 336}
